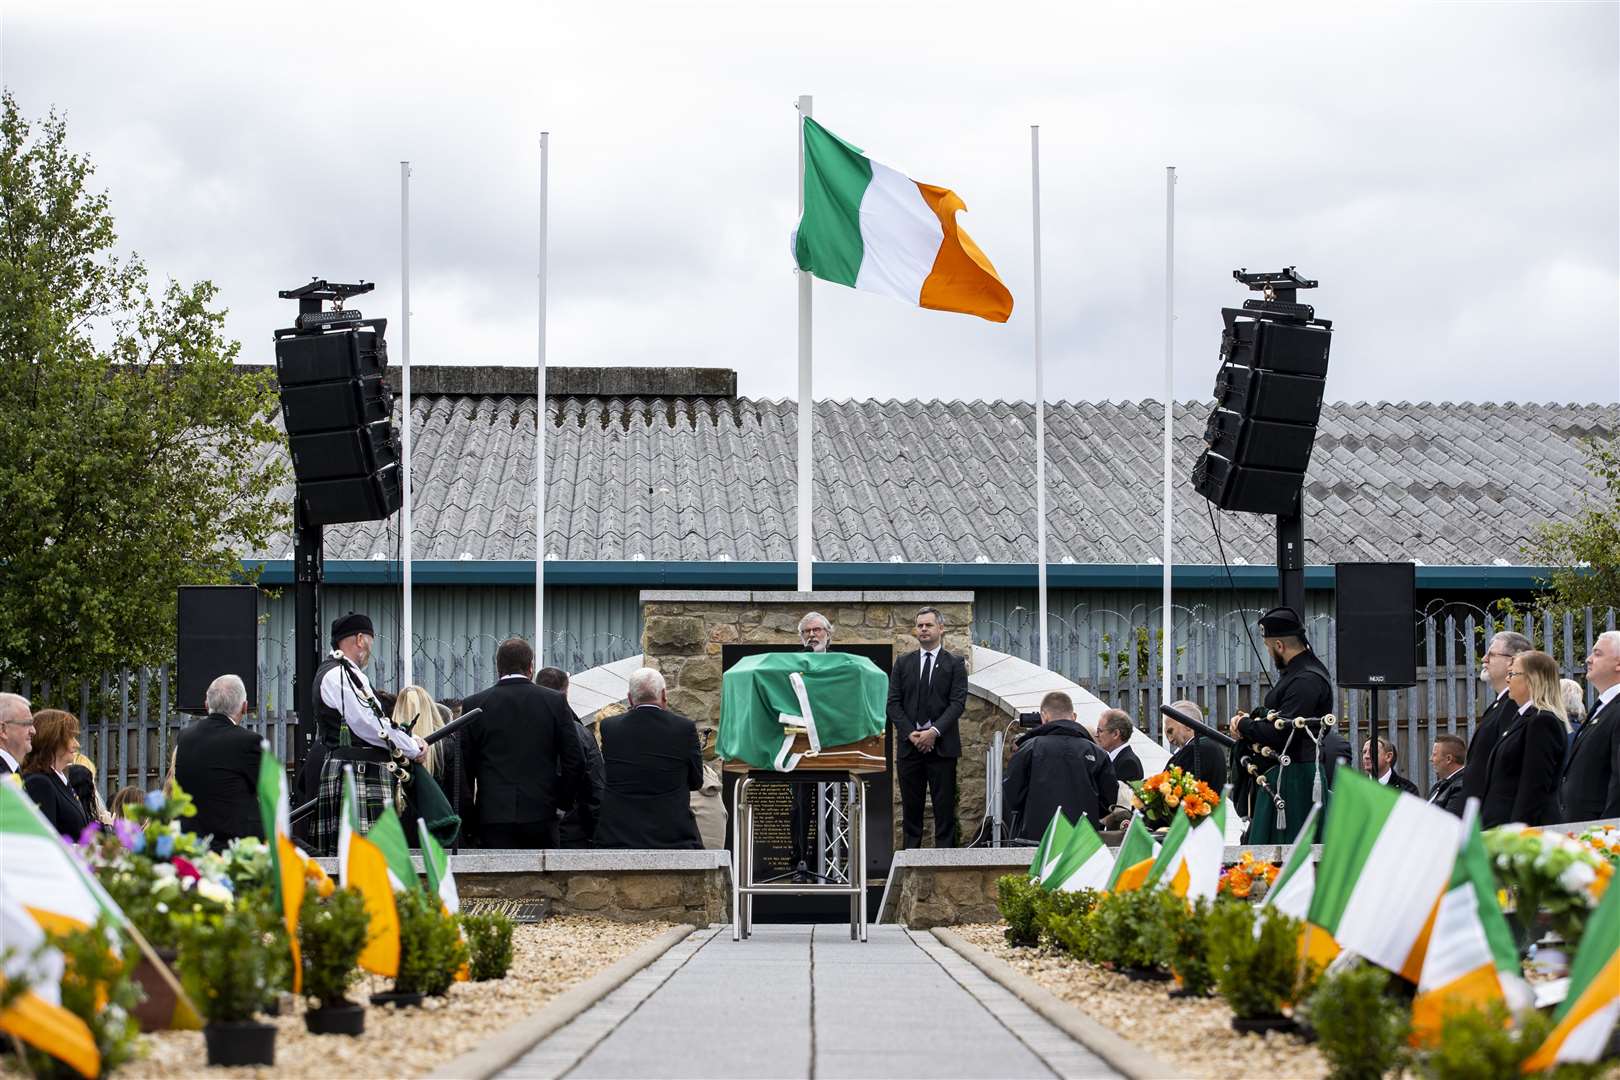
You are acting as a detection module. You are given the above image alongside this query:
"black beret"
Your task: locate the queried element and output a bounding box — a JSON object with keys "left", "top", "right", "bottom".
{"left": 330, "top": 612, "right": 375, "bottom": 647}
{"left": 1258, "top": 606, "right": 1306, "bottom": 638}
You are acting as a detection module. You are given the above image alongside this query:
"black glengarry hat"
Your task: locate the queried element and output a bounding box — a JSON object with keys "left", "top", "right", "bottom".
{"left": 330, "top": 612, "right": 375, "bottom": 647}
{"left": 1257, "top": 606, "right": 1306, "bottom": 638}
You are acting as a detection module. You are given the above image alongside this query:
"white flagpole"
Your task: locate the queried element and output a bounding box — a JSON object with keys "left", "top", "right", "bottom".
{"left": 400, "top": 160, "right": 413, "bottom": 689}
{"left": 536, "top": 133, "right": 550, "bottom": 656}
{"left": 1031, "top": 125, "right": 1049, "bottom": 670}
{"left": 1161, "top": 166, "right": 1176, "bottom": 712}
{"left": 796, "top": 95, "right": 814, "bottom": 594}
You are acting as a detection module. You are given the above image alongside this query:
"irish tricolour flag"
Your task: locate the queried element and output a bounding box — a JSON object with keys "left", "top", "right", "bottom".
{"left": 1522, "top": 861, "right": 1620, "bottom": 1069}
{"left": 256, "top": 743, "right": 305, "bottom": 994}
{"left": 339, "top": 766, "right": 400, "bottom": 977}
{"left": 794, "top": 118, "right": 1013, "bottom": 323}
{"left": 1261, "top": 804, "right": 1339, "bottom": 967}
{"left": 1106, "top": 815, "right": 1160, "bottom": 894}
{"left": 1306, "top": 769, "right": 1459, "bottom": 978}
{"left": 1045, "top": 817, "right": 1114, "bottom": 894}
{"left": 1029, "top": 807, "right": 1073, "bottom": 884}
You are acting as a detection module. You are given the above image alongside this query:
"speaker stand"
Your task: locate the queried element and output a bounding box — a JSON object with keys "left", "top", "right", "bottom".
{"left": 1275, "top": 492, "right": 1306, "bottom": 617}
{"left": 291, "top": 501, "right": 323, "bottom": 774}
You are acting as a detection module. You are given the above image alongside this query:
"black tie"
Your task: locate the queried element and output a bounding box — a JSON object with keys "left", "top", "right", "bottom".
{"left": 921, "top": 652, "right": 934, "bottom": 689}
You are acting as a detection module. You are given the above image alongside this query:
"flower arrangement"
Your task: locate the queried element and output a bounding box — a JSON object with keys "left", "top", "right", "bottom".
{"left": 1483, "top": 824, "right": 1614, "bottom": 951}
{"left": 1576, "top": 825, "right": 1620, "bottom": 863}
{"left": 1218, "top": 852, "right": 1281, "bottom": 900}
{"left": 1131, "top": 767, "right": 1220, "bottom": 828}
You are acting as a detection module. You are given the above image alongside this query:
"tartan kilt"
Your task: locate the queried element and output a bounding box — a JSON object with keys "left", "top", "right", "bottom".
{"left": 311, "top": 756, "right": 395, "bottom": 856}
{"left": 1246, "top": 758, "right": 1325, "bottom": 845}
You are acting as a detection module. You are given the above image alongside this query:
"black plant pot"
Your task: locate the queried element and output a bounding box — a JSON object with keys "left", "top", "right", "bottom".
{"left": 203, "top": 1019, "right": 277, "bottom": 1067}
{"left": 1121, "top": 965, "right": 1171, "bottom": 982}
{"left": 1167, "top": 985, "right": 1211, "bottom": 999}
{"left": 305, "top": 1000, "right": 366, "bottom": 1036}
{"left": 1231, "top": 1014, "right": 1300, "bottom": 1036}
{"left": 370, "top": 989, "right": 425, "bottom": 1009}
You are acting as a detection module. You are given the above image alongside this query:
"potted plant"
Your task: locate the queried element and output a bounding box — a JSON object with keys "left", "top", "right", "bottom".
{"left": 177, "top": 907, "right": 275, "bottom": 1066}
{"left": 375, "top": 888, "right": 465, "bottom": 1007}
{"left": 299, "top": 887, "right": 372, "bottom": 1035}
{"left": 1088, "top": 887, "right": 1171, "bottom": 980}
{"left": 19, "top": 915, "right": 142, "bottom": 1080}
{"left": 1207, "top": 901, "right": 1316, "bottom": 1033}
{"left": 460, "top": 910, "right": 516, "bottom": 981}
{"left": 1165, "top": 895, "right": 1218, "bottom": 998}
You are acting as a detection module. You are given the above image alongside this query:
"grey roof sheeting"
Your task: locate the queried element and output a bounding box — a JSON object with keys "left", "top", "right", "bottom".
{"left": 259, "top": 397, "right": 1617, "bottom": 567}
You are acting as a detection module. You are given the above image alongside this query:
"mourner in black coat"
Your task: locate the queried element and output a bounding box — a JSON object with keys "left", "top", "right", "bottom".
{"left": 1163, "top": 702, "right": 1227, "bottom": 792}
{"left": 174, "top": 712, "right": 266, "bottom": 852}
{"left": 462, "top": 643, "right": 587, "bottom": 849}
{"left": 1463, "top": 631, "right": 1532, "bottom": 804}
{"left": 23, "top": 768, "right": 90, "bottom": 838}
{"left": 1559, "top": 634, "right": 1620, "bottom": 822}
{"left": 20, "top": 709, "right": 89, "bottom": 839}
{"left": 592, "top": 670, "right": 703, "bottom": 850}
{"left": 1003, "top": 702, "right": 1117, "bottom": 839}
{"left": 886, "top": 609, "right": 969, "bottom": 849}
{"left": 1096, "top": 710, "right": 1145, "bottom": 785}
{"left": 1481, "top": 706, "right": 1566, "bottom": 827}
{"left": 1425, "top": 733, "right": 1468, "bottom": 817}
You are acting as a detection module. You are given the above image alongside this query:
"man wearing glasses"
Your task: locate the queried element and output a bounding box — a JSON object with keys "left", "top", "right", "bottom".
{"left": 0, "top": 693, "right": 33, "bottom": 775}
{"left": 1462, "top": 631, "right": 1532, "bottom": 805}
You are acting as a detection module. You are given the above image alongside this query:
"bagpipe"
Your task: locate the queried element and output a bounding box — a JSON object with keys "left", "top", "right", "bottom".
{"left": 289, "top": 706, "right": 482, "bottom": 828}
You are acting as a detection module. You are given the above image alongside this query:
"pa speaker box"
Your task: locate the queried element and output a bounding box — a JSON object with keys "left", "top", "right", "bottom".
{"left": 1334, "top": 562, "right": 1417, "bottom": 689}
{"left": 1192, "top": 452, "right": 1304, "bottom": 515}
{"left": 279, "top": 375, "right": 393, "bottom": 435}
{"left": 1203, "top": 409, "right": 1317, "bottom": 472}
{"left": 288, "top": 420, "right": 400, "bottom": 482}
{"left": 1214, "top": 364, "right": 1325, "bottom": 425}
{"left": 1222, "top": 320, "right": 1332, "bottom": 376}
{"left": 298, "top": 465, "right": 403, "bottom": 526}
{"left": 274, "top": 324, "right": 388, "bottom": 387}
{"left": 177, "top": 585, "right": 259, "bottom": 714}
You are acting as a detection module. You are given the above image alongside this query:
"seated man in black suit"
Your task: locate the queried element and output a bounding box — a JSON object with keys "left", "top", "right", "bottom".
{"left": 593, "top": 667, "right": 703, "bottom": 849}
{"left": 1094, "top": 709, "right": 1144, "bottom": 785}
{"left": 462, "top": 638, "right": 587, "bottom": 849}
{"left": 536, "top": 666, "right": 604, "bottom": 848}
{"left": 1362, "top": 737, "right": 1420, "bottom": 796}
{"left": 1426, "top": 733, "right": 1468, "bottom": 816}
{"left": 173, "top": 674, "right": 265, "bottom": 852}
{"left": 1164, "top": 699, "right": 1227, "bottom": 792}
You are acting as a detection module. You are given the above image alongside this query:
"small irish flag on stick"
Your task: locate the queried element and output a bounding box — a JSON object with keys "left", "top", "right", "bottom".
{"left": 794, "top": 117, "right": 1013, "bottom": 323}
{"left": 256, "top": 743, "right": 305, "bottom": 995}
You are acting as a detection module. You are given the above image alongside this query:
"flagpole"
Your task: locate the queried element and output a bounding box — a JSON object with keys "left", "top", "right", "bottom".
{"left": 1031, "top": 125, "right": 1048, "bottom": 670}
{"left": 796, "top": 94, "right": 814, "bottom": 594}
{"left": 400, "top": 160, "right": 413, "bottom": 689}
{"left": 536, "top": 132, "right": 550, "bottom": 656}
{"left": 1161, "top": 166, "right": 1176, "bottom": 714}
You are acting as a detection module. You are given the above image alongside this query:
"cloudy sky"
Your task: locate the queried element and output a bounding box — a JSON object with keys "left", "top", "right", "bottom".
{"left": 5, "top": 1, "right": 1617, "bottom": 405}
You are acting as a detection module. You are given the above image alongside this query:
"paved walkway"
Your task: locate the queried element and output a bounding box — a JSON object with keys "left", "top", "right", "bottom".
{"left": 500, "top": 924, "right": 1122, "bottom": 1080}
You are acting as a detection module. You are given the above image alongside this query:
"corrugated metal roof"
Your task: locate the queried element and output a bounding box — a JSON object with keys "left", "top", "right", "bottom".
{"left": 257, "top": 396, "right": 1617, "bottom": 567}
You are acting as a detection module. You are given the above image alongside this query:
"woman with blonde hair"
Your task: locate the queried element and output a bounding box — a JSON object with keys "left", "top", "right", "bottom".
{"left": 1481, "top": 650, "right": 1567, "bottom": 827}
{"left": 392, "top": 685, "right": 470, "bottom": 833}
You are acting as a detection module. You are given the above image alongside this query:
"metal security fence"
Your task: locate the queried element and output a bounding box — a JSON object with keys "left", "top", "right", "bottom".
{"left": 979, "top": 603, "right": 1618, "bottom": 793}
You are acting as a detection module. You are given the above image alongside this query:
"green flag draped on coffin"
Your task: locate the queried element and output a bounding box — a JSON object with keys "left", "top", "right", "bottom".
{"left": 719, "top": 653, "right": 888, "bottom": 771}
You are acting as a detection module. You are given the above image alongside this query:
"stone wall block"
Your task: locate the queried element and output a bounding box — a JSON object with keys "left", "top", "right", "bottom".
{"left": 645, "top": 615, "right": 705, "bottom": 655}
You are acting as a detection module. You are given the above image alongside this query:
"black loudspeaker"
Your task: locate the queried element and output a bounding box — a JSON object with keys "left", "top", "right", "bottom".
{"left": 1194, "top": 307, "right": 1332, "bottom": 516}
{"left": 1334, "top": 563, "right": 1417, "bottom": 689}
{"left": 273, "top": 319, "right": 402, "bottom": 527}
{"left": 177, "top": 586, "right": 259, "bottom": 714}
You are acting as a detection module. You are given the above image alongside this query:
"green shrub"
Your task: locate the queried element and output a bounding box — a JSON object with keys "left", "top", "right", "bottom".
{"left": 1164, "top": 896, "right": 1219, "bottom": 996}
{"left": 1304, "top": 962, "right": 1410, "bottom": 1080}
{"left": 1207, "top": 902, "right": 1315, "bottom": 1020}
{"left": 996, "top": 874, "right": 1044, "bottom": 947}
{"left": 24, "top": 916, "right": 142, "bottom": 1077}
{"left": 1035, "top": 888, "right": 1099, "bottom": 948}
{"left": 1087, "top": 887, "right": 1167, "bottom": 971}
{"left": 178, "top": 906, "right": 271, "bottom": 1024}
{"left": 1044, "top": 910, "right": 1099, "bottom": 962}
{"left": 460, "top": 911, "right": 516, "bottom": 982}
{"left": 1411, "top": 1002, "right": 1602, "bottom": 1080}
{"left": 299, "top": 887, "right": 372, "bottom": 1007}
{"left": 393, "top": 888, "right": 468, "bottom": 997}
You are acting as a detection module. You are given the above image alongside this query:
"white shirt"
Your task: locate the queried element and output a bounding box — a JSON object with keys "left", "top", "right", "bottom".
{"left": 1106, "top": 743, "right": 1126, "bottom": 762}
{"left": 1518, "top": 701, "right": 1535, "bottom": 716}
{"left": 319, "top": 651, "right": 419, "bottom": 757}
{"left": 1377, "top": 769, "right": 1393, "bottom": 785}
{"left": 0, "top": 749, "right": 16, "bottom": 772}
{"left": 1597, "top": 683, "right": 1620, "bottom": 711}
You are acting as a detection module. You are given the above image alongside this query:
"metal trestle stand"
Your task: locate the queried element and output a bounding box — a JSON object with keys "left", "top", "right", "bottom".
{"left": 731, "top": 769, "right": 867, "bottom": 942}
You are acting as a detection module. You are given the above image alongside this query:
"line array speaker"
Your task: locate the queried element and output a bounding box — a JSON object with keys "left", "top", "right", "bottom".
{"left": 1334, "top": 562, "right": 1417, "bottom": 689}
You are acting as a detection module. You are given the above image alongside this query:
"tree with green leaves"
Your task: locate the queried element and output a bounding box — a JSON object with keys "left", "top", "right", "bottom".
{"left": 1523, "top": 436, "right": 1620, "bottom": 613}
{"left": 0, "top": 92, "right": 286, "bottom": 687}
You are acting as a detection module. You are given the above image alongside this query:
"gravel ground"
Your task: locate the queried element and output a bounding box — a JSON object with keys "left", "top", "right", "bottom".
{"left": 954, "top": 923, "right": 1327, "bottom": 1080}
{"left": 104, "top": 917, "right": 676, "bottom": 1080}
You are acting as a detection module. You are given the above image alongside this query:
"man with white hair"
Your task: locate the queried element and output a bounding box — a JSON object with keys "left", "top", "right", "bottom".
{"left": 1559, "top": 630, "right": 1620, "bottom": 822}
{"left": 0, "top": 693, "right": 34, "bottom": 774}
{"left": 592, "top": 667, "right": 703, "bottom": 849}
{"left": 1463, "top": 630, "right": 1533, "bottom": 805}
{"left": 173, "top": 674, "right": 265, "bottom": 852}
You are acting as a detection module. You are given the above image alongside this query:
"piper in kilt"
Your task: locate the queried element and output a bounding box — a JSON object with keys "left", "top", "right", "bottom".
{"left": 1227, "top": 606, "right": 1343, "bottom": 844}
{"left": 302, "top": 612, "right": 426, "bottom": 855}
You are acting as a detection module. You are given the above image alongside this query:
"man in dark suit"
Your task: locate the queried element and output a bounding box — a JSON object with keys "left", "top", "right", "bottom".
{"left": 1094, "top": 709, "right": 1144, "bottom": 785}
{"left": 1560, "top": 630, "right": 1620, "bottom": 822}
{"left": 536, "top": 667, "right": 604, "bottom": 848}
{"left": 886, "top": 607, "right": 968, "bottom": 848}
{"left": 1164, "top": 700, "right": 1227, "bottom": 792}
{"left": 593, "top": 667, "right": 703, "bottom": 849}
{"left": 0, "top": 693, "right": 32, "bottom": 775}
{"left": 1464, "top": 631, "right": 1532, "bottom": 804}
{"left": 1361, "top": 737, "right": 1420, "bottom": 796}
{"left": 174, "top": 674, "right": 265, "bottom": 852}
{"left": 461, "top": 638, "right": 587, "bottom": 849}
{"left": 1426, "top": 733, "right": 1468, "bottom": 816}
